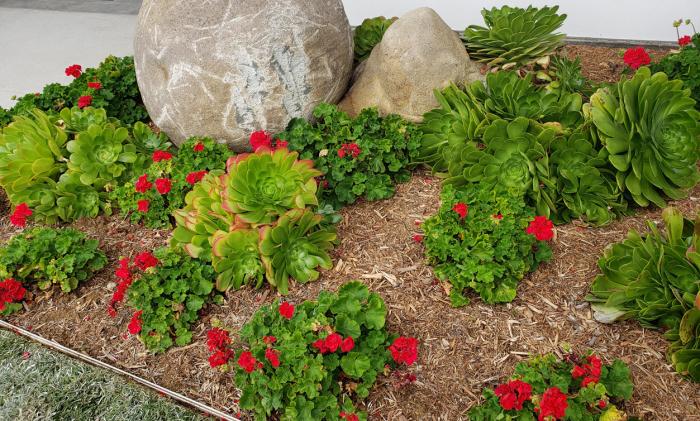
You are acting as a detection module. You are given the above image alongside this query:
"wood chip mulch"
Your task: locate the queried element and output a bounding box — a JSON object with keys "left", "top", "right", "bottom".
{"left": 2, "top": 44, "right": 699, "bottom": 420}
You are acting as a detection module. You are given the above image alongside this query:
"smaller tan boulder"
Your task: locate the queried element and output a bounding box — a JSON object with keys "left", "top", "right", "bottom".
{"left": 339, "top": 7, "right": 483, "bottom": 122}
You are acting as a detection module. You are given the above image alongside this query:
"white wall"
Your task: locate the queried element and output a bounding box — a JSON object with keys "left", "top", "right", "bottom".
{"left": 342, "top": 0, "right": 700, "bottom": 42}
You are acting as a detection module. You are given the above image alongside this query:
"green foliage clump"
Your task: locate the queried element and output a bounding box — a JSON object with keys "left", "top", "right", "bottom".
{"left": 651, "top": 33, "right": 700, "bottom": 109}
{"left": 586, "top": 67, "right": 700, "bottom": 208}
{"left": 463, "top": 5, "right": 567, "bottom": 70}
{"left": 0, "top": 107, "right": 161, "bottom": 224}
{"left": 468, "top": 352, "right": 634, "bottom": 420}
{"left": 111, "top": 137, "right": 234, "bottom": 228}
{"left": 537, "top": 56, "right": 594, "bottom": 98}
{"left": 587, "top": 207, "right": 700, "bottom": 381}
{"left": 422, "top": 183, "right": 552, "bottom": 307}
{"left": 172, "top": 147, "right": 338, "bottom": 294}
{"left": 220, "top": 282, "right": 409, "bottom": 421}
{"left": 0, "top": 227, "right": 106, "bottom": 293}
{"left": 127, "top": 247, "right": 220, "bottom": 352}
{"left": 353, "top": 16, "right": 396, "bottom": 62}
{"left": 2, "top": 56, "right": 147, "bottom": 127}
{"left": 277, "top": 103, "right": 421, "bottom": 209}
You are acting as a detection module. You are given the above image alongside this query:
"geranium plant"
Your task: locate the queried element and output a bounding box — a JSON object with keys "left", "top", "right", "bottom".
{"left": 206, "top": 281, "right": 419, "bottom": 420}
{"left": 651, "top": 19, "right": 700, "bottom": 110}
{"left": 468, "top": 351, "right": 634, "bottom": 420}
{"left": 421, "top": 183, "right": 552, "bottom": 307}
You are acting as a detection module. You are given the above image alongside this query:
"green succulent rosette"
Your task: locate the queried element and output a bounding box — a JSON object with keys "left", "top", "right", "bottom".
{"left": 259, "top": 209, "right": 337, "bottom": 295}
{"left": 210, "top": 228, "right": 264, "bottom": 292}
{"left": 353, "top": 16, "right": 397, "bottom": 62}
{"left": 59, "top": 106, "right": 110, "bottom": 133}
{"left": 587, "top": 67, "right": 700, "bottom": 207}
{"left": 66, "top": 122, "right": 138, "bottom": 189}
{"left": 55, "top": 173, "right": 110, "bottom": 221}
{"left": 223, "top": 148, "right": 321, "bottom": 225}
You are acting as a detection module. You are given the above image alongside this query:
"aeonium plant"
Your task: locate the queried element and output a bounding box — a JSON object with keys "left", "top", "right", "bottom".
{"left": 205, "top": 281, "right": 419, "bottom": 421}
{"left": 468, "top": 350, "right": 634, "bottom": 421}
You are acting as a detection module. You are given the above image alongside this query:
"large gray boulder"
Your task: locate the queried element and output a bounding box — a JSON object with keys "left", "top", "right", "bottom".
{"left": 134, "top": 0, "right": 353, "bottom": 150}
{"left": 339, "top": 7, "right": 483, "bottom": 122}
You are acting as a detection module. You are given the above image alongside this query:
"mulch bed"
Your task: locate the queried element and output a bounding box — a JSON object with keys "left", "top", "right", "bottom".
{"left": 2, "top": 44, "right": 699, "bottom": 420}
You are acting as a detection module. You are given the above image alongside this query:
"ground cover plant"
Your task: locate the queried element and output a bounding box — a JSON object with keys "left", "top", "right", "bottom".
{"left": 111, "top": 136, "right": 234, "bottom": 228}
{"left": 421, "top": 183, "right": 553, "bottom": 306}
{"left": 463, "top": 5, "right": 567, "bottom": 70}
{"left": 205, "top": 281, "right": 418, "bottom": 421}
{"left": 0, "top": 56, "right": 147, "bottom": 127}
{"left": 468, "top": 351, "right": 634, "bottom": 420}
{"left": 587, "top": 207, "right": 700, "bottom": 381}
{"left": 277, "top": 103, "right": 420, "bottom": 209}
{"left": 353, "top": 16, "right": 397, "bottom": 62}
{"left": 171, "top": 135, "right": 337, "bottom": 294}
{"left": 0, "top": 107, "right": 164, "bottom": 224}
{"left": 650, "top": 20, "right": 700, "bottom": 110}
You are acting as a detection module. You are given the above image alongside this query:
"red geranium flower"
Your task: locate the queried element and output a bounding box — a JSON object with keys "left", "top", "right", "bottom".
{"left": 598, "top": 400, "right": 607, "bottom": 409}
{"left": 537, "top": 387, "right": 568, "bottom": 421}
{"left": 209, "top": 348, "right": 233, "bottom": 368}
{"left": 135, "top": 174, "right": 152, "bottom": 193}
{"left": 77, "top": 95, "right": 92, "bottom": 109}
{"left": 340, "top": 337, "right": 355, "bottom": 353}
{"left": 0, "top": 278, "right": 26, "bottom": 311}
{"left": 493, "top": 213, "right": 503, "bottom": 221}
{"left": 325, "top": 333, "right": 342, "bottom": 353}
{"left": 275, "top": 139, "right": 289, "bottom": 149}
{"left": 312, "top": 339, "right": 329, "bottom": 354}
{"left": 250, "top": 131, "right": 272, "bottom": 151}
{"left": 265, "top": 348, "right": 281, "bottom": 368}
{"left": 155, "top": 178, "right": 172, "bottom": 194}
{"left": 412, "top": 234, "right": 423, "bottom": 243}
{"left": 338, "top": 143, "right": 361, "bottom": 158}
{"left": 526, "top": 216, "right": 554, "bottom": 241}
{"left": 679, "top": 35, "right": 692, "bottom": 47}
{"left": 186, "top": 170, "right": 208, "bottom": 185}
{"left": 137, "top": 199, "right": 150, "bottom": 213}
{"left": 115, "top": 258, "right": 131, "bottom": 281}
{"left": 10, "top": 203, "right": 32, "bottom": 227}
{"left": 65, "top": 64, "right": 82, "bottom": 78}
{"left": 279, "top": 302, "right": 294, "bottom": 320}
{"left": 452, "top": 202, "right": 468, "bottom": 219}
{"left": 572, "top": 354, "right": 602, "bottom": 387}
{"left": 340, "top": 413, "right": 359, "bottom": 421}
{"left": 134, "top": 251, "right": 159, "bottom": 270}
{"left": 237, "top": 351, "right": 258, "bottom": 373}
{"left": 128, "top": 310, "right": 143, "bottom": 334}
{"left": 494, "top": 379, "right": 532, "bottom": 411}
{"left": 152, "top": 150, "right": 172, "bottom": 162}
{"left": 623, "top": 47, "right": 651, "bottom": 70}
{"left": 389, "top": 337, "right": 418, "bottom": 366}
{"left": 207, "top": 328, "right": 232, "bottom": 351}
{"left": 193, "top": 142, "right": 205, "bottom": 152}
{"left": 87, "top": 81, "right": 102, "bottom": 90}
{"left": 263, "top": 335, "right": 277, "bottom": 345}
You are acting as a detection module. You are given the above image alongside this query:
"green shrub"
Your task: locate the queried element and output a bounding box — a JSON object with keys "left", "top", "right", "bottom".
{"left": 650, "top": 32, "right": 700, "bottom": 109}
{"left": 421, "top": 183, "right": 552, "bottom": 307}
{"left": 111, "top": 137, "right": 234, "bottom": 228}
{"left": 463, "top": 5, "right": 567, "bottom": 70}
{"left": 468, "top": 352, "right": 634, "bottom": 420}
{"left": 277, "top": 103, "right": 421, "bottom": 209}
{"left": 0, "top": 227, "right": 107, "bottom": 293}
{"left": 207, "top": 282, "right": 418, "bottom": 421}
{"left": 353, "top": 16, "right": 396, "bottom": 62}
{"left": 587, "top": 207, "right": 700, "bottom": 381}
{"left": 586, "top": 67, "right": 700, "bottom": 207}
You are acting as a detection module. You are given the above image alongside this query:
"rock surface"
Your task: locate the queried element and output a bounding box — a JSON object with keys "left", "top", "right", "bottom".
{"left": 339, "top": 7, "right": 483, "bottom": 122}
{"left": 134, "top": 0, "right": 353, "bottom": 150}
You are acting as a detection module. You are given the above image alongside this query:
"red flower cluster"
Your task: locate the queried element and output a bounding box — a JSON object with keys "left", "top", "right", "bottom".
{"left": 134, "top": 251, "right": 159, "bottom": 271}
{"left": 10, "top": 203, "right": 32, "bottom": 227}
{"left": 679, "top": 35, "right": 693, "bottom": 47}
{"left": 279, "top": 302, "right": 295, "bottom": 320}
{"left": 389, "top": 337, "right": 418, "bottom": 366}
{"left": 275, "top": 139, "right": 288, "bottom": 149}
{"left": 526, "top": 216, "right": 554, "bottom": 241}
{"left": 312, "top": 333, "right": 354, "bottom": 354}
{"left": 207, "top": 327, "right": 234, "bottom": 368}
{"left": 209, "top": 348, "right": 233, "bottom": 368}
{"left": 193, "top": 142, "right": 205, "bottom": 152}
{"left": 452, "top": 202, "right": 468, "bottom": 219}
{"left": 137, "top": 199, "right": 150, "bottom": 213}
{"left": 412, "top": 234, "right": 423, "bottom": 243}
{"left": 338, "top": 143, "right": 361, "bottom": 159}
{"left": 186, "top": 170, "right": 208, "bottom": 185}
{"left": 494, "top": 379, "right": 532, "bottom": 411}
{"left": 265, "top": 348, "right": 281, "bottom": 368}
{"left": 535, "top": 387, "right": 568, "bottom": 421}
{"left": 135, "top": 174, "right": 153, "bottom": 193}
{"left": 155, "top": 178, "right": 172, "bottom": 194}
{"left": 250, "top": 131, "right": 272, "bottom": 151}
{"left": 263, "top": 335, "right": 277, "bottom": 344}
{"left": 87, "top": 81, "right": 102, "bottom": 90}
{"left": 77, "top": 95, "right": 92, "bottom": 109}
{"left": 623, "top": 47, "right": 651, "bottom": 70}
{"left": 152, "top": 150, "right": 172, "bottom": 162}
{"left": 128, "top": 310, "right": 143, "bottom": 334}
{"left": 238, "top": 351, "right": 263, "bottom": 373}
{"left": 492, "top": 213, "right": 503, "bottom": 221}
{"left": 0, "top": 278, "right": 26, "bottom": 312}
{"left": 571, "top": 355, "right": 602, "bottom": 387}
{"left": 339, "top": 412, "right": 359, "bottom": 421}
{"left": 65, "top": 64, "right": 82, "bottom": 78}
{"left": 108, "top": 258, "right": 133, "bottom": 317}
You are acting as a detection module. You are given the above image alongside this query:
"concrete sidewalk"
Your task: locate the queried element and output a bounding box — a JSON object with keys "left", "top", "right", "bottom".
{"left": 0, "top": 7, "right": 136, "bottom": 108}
